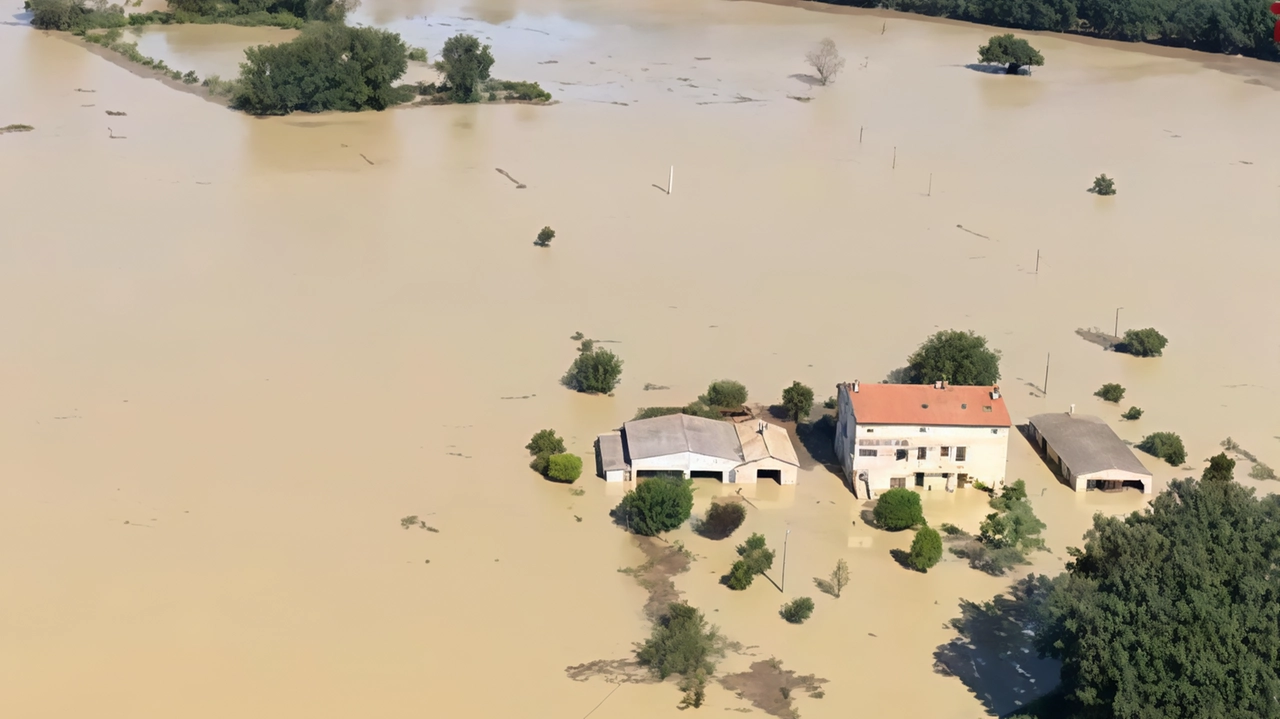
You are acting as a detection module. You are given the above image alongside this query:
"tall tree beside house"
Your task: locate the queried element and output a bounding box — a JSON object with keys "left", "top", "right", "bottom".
{"left": 873, "top": 488, "right": 924, "bottom": 531}
{"left": 780, "top": 381, "right": 815, "bottom": 423}
{"left": 702, "top": 380, "right": 748, "bottom": 409}
{"left": 905, "top": 330, "right": 1001, "bottom": 386}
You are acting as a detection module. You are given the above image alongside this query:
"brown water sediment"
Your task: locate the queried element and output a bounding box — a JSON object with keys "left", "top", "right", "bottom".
{"left": 2, "top": 0, "right": 1279, "bottom": 718}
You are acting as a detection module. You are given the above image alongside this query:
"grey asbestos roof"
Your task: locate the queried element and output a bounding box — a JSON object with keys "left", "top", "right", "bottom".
{"left": 1029, "top": 413, "right": 1152, "bottom": 478}
{"left": 597, "top": 432, "right": 627, "bottom": 471}
{"left": 622, "top": 414, "right": 744, "bottom": 461}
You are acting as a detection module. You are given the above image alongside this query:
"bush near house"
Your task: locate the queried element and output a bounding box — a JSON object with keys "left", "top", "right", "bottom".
{"left": 1138, "top": 432, "right": 1186, "bottom": 466}
{"left": 697, "top": 501, "right": 746, "bottom": 540}
{"left": 781, "top": 381, "right": 814, "bottom": 423}
{"left": 702, "top": 380, "right": 748, "bottom": 409}
{"left": 780, "top": 597, "right": 815, "bottom": 624}
{"left": 612, "top": 475, "right": 694, "bottom": 536}
{"left": 727, "top": 533, "right": 775, "bottom": 590}
{"left": 905, "top": 329, "right": 1001, "bottom": 386}
{"left": 546, "top": 453, "right": 583, "bottom": 483}
{"left": 526, "top": 428, "right": 566, "bottom": 475}
{"left": 909, "top": 526, "right": 943, "bottom": 571}
{"left": 873, "top": 488, "right": 924, "bottom": 530}
{"left": 1094, "top": 383, "right": 1125, "bottom": 403}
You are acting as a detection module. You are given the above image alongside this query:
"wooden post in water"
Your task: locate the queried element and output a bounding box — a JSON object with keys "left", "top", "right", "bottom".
{"left": 1044, "top": 353, "right": 1050, "bottom": 396}
{"left": 859, "top": 126, "right": 864, "bottom": 144}
{"left": 928, "top": 173, "right": 933, "bottom": 197}
{"left": 881, "top": 21, "right": 886, "bottom": 34}
{"left": 1036, "top": 250, "right": 1040, "bottom": 274}
{"left": 893, "top": 147, "right": 897, "bottom": 170}
{"left": 668, "top": 166, "right": 673, "bottom": 195}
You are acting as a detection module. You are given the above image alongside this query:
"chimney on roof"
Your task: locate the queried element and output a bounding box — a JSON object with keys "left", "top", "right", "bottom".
{"left": 853, "top": 380, "right": 860, "bottom": 393}
{"left": 934, "top": 380, "right": 943, "bottom": 389}
{"left": 991, "top": 386, "right": 1001, "bottom": 400}
{"left": 1069, "top": 404, "right": 1075, "bottom": 415}
{"left": 758, "top": 420, "right": 765, "bottom": 434}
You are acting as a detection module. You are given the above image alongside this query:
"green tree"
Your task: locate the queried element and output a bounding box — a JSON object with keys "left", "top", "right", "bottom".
{"left": 780, "top": 597, "right": 815, "bottom": 624}
{"left": 1201, "top": 452, "right": 1235, "bottom": 483}
{"left": 977, "top": 33, "right": 1045, "bottom": 74}
{"left": 726, "top": 560, "right": 755, "bottom": 590}
{"left": 1094, "top": 383, "right": 1125, "bottom": 402}
{"left": 737, "top": 533, "right": 775, "bottom": 575}
{"left": 1091, "top": 173, "right": 1117, "bottom": 195}
{"left": 781, "top": 381, "right": 814, "bottom": 423}
{"left": 830, "top": 558, "right": 850, "bottom": 598}
{"left": 873, "top": 488, "right": 924, "bottom": 531}
{"left": 1138, "top": 431, "right": 1186, "bottom": 466}
{"left": 698, "top": 501, "right": 746, "bottom": 540}
{"left": 612, "top": 476, "right": 694, "bottom": 536}
{"left": 534, "top": 226, "right": 554, "bottom": 247}
{"left": 905, "top": 329, "right": 1001, "bottom": 386}
{"left": 1122, "top": 406, "right": 1143, "bottom": 420}
{"left": 1119, "top": 327, "right": 1168, "bottom": 357}
{"left": 28, "top": 0, "right": 86, "bottom": 29}
{"left": 637, "top": 602, "right": 723, "bottom": 681}
{"left": 526, "top": 428, "right": 565, "bottom": 474}
{"left": 1037, "top": 478, "right": 1280, "bottom": 718}
{"left": 980, "top": 498, "right": 1046, "bottom": 553}
{"left": 234, "top": 24, "right": 409, "bottom": 115}
{"left": 563, "top": 346, "right": 623, "bottom": 394}
{"left": 434, "top": 33, "right": 495, "bottom": 102}
{"left": 702, "top": 380, "right": 748, "bottom": 409}
{"left": 909, "top": 526, "right": 943, "bottom": 572}
{"left": 546, "top": 453, "right": 583, "bottom": 483}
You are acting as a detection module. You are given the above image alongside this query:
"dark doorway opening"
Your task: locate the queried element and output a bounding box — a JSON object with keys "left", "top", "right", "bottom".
{"left": 890, "top": 477, "right": 906, "bottom": 489}
{"left": 690, "top": 470, "right": 724, "bottom": 481}
{"left": 1122, "top": 480, "right": 1147, "bottom": 492}
{"left": 636, "top": 470, "right": 685, "bottom": 480}
{"left": 756, "top": 468, "right": 783, "bottom": 484}
{"left": 915, "top": 472, "right": 925, "bottom": 487}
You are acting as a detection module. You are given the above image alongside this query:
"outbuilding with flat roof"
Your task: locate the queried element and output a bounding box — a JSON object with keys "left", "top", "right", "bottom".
{"left": 1028, "top": 412, "right": 1152, "bottom": 493}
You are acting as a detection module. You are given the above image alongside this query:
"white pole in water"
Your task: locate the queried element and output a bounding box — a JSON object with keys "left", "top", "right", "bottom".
{"left": 668, "top": 166, "right": 674, "bottom": 195}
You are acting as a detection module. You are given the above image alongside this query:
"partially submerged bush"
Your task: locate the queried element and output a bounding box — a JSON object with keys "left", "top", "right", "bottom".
{"left": 780, "top": 597, "right": 815, "bottom": 624}
{"left": 909, "top": 526, "right": 943, "bottom": 571}
{"left": 1118, "top": 328, "right": 1168, "bottom": 357}
{"left": 534, "top": 226, "right": 554, "bottom": 247}
{"left": 1138, "top": 431, "right": 1186, "bottom": 466}
{"left": 563, "top": 345, "right": 623, "bottom": 394}
{"left": 1091, "top": 174, "right": 1117, "bottom": 195}
{"left": 407, "top": 46, "right": 428, "bottom": 62}
{"left": 546, "top": 453, "right": 583, "bottom": 483}
{"left": 526, "top": 428, "right": 566, "bottom": 474}
{"left": 1250, "top": 463, "right": 1277, "bottom": 481}
{"left": 612, "top": 476, "right": 693, "bottom": 536}
{"left": 698, "top": 501, "right": 746, "bottom": 540}
{"left": 728, "top": 533, "right": 775, "bottom": 589}
{"left": 434, "top": 33, "right": 494, "bottom": 102}
{"left": 873, "top": 488, "right": 923, "bottom": 531}
{"left": 1094, "top": 383, "right": 1125, "bottom": 403}
{"left": 702, "top": 380, "right": 748, "bottom": 409}
{"left": 1122, "top": 406, "right": 1144, "bottom": 420}
{"left": 637, "top": 602, "right": 723, "bottom": 692}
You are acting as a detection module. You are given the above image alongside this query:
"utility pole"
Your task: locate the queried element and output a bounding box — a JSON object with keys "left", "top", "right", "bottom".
{"left": 781, "top": 528, "right": 791, "bottom": 592}
{"left": 1114, "top": 307, "right": 1123, "bottom": 338}
{"left": 1035, "top": 249, "right": 1040, "bottom": 274}
{"left": 668, "top": 166, "right": 674, "bottom": 195}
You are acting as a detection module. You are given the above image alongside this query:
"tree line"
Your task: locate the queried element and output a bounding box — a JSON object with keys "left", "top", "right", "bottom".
{"left": 818, "top": 0, "right": 1280, "bottom": 61}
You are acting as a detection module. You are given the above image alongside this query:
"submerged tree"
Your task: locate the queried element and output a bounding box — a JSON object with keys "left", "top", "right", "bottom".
{"left": 909, "top": 526, "right": 943, "bottom": 572}
{"left": 1201, "top": 452, "right": 1235, "bottom": 483}
{"left": 702, "top": 380, "right": 748, "bottom": 409}
{"left": 612, "top": 476, "right": 694, "bottom": 536}
{"left": 780, "top": 381, "right": 814, "bottom": 424}
{"left": 805, "top": 38, "right": 847, "bottom": 85}
{"left": 1138, "top": 431, "right": 1186, "bottom": 466}
{"left": 1091, "top": 173, "right": 1117, "bottom": 195}
{"left": 637, "top": 602, "right": 724, "bottom": 705}
{"left": 435, "top": 33, "right": 495, "bottom": 102}
{"left": 978, "top": 33, "right": 1045, "bottom": 74}
{"left": 1118, "top": 328, "right": 1168, "bottom": 357}
{"left": 563, "top": 346, "right": 623, "bottom": 394}
{"left": 905, "top": 330, "right": 1001, "bottom": 386}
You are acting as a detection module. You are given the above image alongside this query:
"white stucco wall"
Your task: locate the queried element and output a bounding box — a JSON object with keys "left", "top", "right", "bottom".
{"left": 631, "top": 452, "right": 742, "bottom": 478}
{"left": 732, "top": 457, "right": 798, "bottom": 485}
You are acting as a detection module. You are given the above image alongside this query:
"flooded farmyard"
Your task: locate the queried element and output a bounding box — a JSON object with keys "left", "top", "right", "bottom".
{"left": 2, "top": 0, "right": 1279, "bottom": 717}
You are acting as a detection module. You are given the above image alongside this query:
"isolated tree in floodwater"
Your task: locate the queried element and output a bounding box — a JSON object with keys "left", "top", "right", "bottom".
{"left": 805, "top": 38, "right": 847, "bottom": 85}
{"left": 435, "top": 33, "right": 495, "bottom": 102}
{"left": 978, "top": 34, "right": 1044, "bottom": 74}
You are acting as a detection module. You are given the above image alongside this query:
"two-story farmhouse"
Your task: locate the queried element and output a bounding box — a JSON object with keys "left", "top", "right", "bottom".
{"left": 833, "top": 380, "right": 1012, "bottom": 498}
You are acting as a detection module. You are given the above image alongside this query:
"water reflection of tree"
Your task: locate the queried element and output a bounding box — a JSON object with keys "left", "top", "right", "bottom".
{"left": 934, "top": 575, "right": 1060, "bottom": 717}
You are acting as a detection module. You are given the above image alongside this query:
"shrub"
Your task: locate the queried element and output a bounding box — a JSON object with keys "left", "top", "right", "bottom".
{"left": 407, "top": 46, "right": 428, "bottom": 62}
{"left": 906, "top": 329, "right": 1001, "bottom": 386}
{"left": 563, "top": 346, "right": 623, "bottom": 394}
{"left": 939, "top": 522, "right": 966, "bottom": 536}
{"left": 29, "top": 0, "right": 86, "bottom": 30}
{"left": 698, "top": 501, "right": 746, "bottom": 540}
{"left": 780, "top": 597, "right": 815, "bottom": 624}
{"left": 781, "top": 381, "right": 814, "bottom": 423}
{"left": 1250, "top": 463, "right": 1277, "bottom": 481}
{"left": 977, "top": 33, "right": 1044, "bottom": 74}
{"left": 1138, "top": 432, "right": 1186, "bottom": 466}
{"left": 181, "top": 70, "right": 199, "bottom": 84}
{"left": 534, "top": 226, "right": 554, "bottom": 247}
{"left": 633, "top": 402, "right": 720, "bottom": 421}
{"left": 613, "top": 476, "right": 693, "bottom": 536}
{"left": 487, "top": 90, "right": 497, "bottom": 101}
{"left": 1091, "top": 174, "right": 1116, "bottom": 195}
{"left": 434, "top": 33, "right": 494, "bottom": 102}
{"left": 1094, "top": 383, "right": 1125, "bottom": 403}
{"left": 233, "top": 24, "right": 409, "bottom": 115}
{"left": 637, "top": 602, "right": 723, "bottom": 682}
{"left": 1118, "top": 328, "right": 1168, "bottom": 357}
{"left": 1122, "top": 406, "right": 1144, "bottom": 420}
{"left": 726, "top": 560, "right": 755, "bottom": 590}
{"left": 546, "top": 453, "right": 583, "bottom": 483}
{"left": 909, "top": 526, "right": 943, "bottom": 572}
{"left": 496, "top": 79, "right": 551, "bottom": 101}
{"left": 526, "top": 428, "right": 566, "bottom": 474}
{"left": 823, "top": 396, "right": 837, "bottom": 409}
{"left": 737, "top": 533, "right": 775, "bottom": 575}
{"left": 873, "top": 488, "right": 923, "bottom": 531}
{"left": 1201, "top": 452, "right": 1235, "bottom": 483}
{"left": 703, "top": 380, "right": 748, "bottom": 409}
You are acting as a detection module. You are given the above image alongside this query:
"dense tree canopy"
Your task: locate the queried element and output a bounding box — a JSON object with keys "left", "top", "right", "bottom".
{"left": 1119, "top": 327, "right": 1168, "bottom": 357}
{"left": 563, "top": 345, "right": 624, "bottom": 394}
{"left": 780, "top": 381, "right": 814, "bottom": 423}
{"left": 233, "top": 24, "right": 408, "bottom": 115}
{"left": 613, "top": 476, "right": 694, "bottom": 536}
{"left": 811, "top": 0, "right": 1280, "bottom": 60}
{"left": 702, "top": 380, "right": 748, "bottom": 409}
{"left": 909, "top": 525, "right": 943, "bottom": 571}
{"left": 1035, "top": 478, "right": 1280, "bottom": 718}
{"left": 435, "top": 33, "right": 495, "bottom": 102}
{"left": 873, "top": 488, "right": 924, "bottom": 530}
{"left": 978, "top": 33, "right": 1046, "bottom": 73}
{"left": 906, "top": 329, "right": 1001, "bottom": 386}
{"left": 1138, "top": 431, "right": 1186, "bottom": 466}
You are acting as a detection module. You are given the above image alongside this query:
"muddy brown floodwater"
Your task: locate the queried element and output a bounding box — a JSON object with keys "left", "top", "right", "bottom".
{"left": 2, "top": 0, "right": 1279, "bottom": 717}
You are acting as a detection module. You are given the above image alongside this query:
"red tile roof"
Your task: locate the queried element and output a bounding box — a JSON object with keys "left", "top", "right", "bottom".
{"left": 841, "top": 382, "right": 1011, "bottom": 427}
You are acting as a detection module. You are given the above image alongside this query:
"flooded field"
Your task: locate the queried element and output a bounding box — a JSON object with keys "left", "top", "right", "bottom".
{"left": 2, "top": 0, "right": 1278, "bottom": 717}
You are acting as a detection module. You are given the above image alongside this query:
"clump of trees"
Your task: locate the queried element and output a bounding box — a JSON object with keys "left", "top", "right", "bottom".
{"left": 780, "top": 597, "right": 815, "bottom": 624}
{"left": 526, "top": 429, "right": 580, "bottom": 482}
{"left": 702, "top": 380, "right": 748, "bottom": 409}
{"left": 805, "top": 37, "right": 846, "bottom": 85}
{"left": 233, "top": 24, "right": 410, "bottom": 115}
{"left": 696, "top": 501, "right": 747, "bottom": 540}
{"left": 637, "top": 602, "right": 724, "bottom": 709}
{"left": 873, "top": 488, "right": 924, "bottom": 530}
{"left": 612, "top": 476, "right": 694, "bottom": 536}
{"left": 1091, "top": 173, "right": 1117, "bottom": 195}
{"left": 780, "top": 381, "right": 814, "bottom": 423}
{"left": 909, "top": 525, "right": 943, "bottom": 571}
{"left": 1121, "top": 406, "right": 1143, "bottom": 420}
{"left": 1118, "top": 327, "right": 1168, "bottom": 357}
{"left": 434, "top": 33, "right": 495, "bottom": 102}
{"left": 563, "top": 340, "right": 623, "bottom": 394}
{"left": 905, "top": 329, "right": 1001, "bottom": 386}
{"left": 727, "top": 533, "right": 775, "bottom": 590}
{"left": 534, "top": 226, "right": 555, "bottom": 247}
{"left": 1028, "top": 478, "right": 1280, "bottom": 717}
{"left": 978, "top": 33, "right": 1044, "bottom": 74}
{"left": 952, "top": 480, "right": 1047, "bottom": 575}
{"left": 1094, "top": 383, "right": 1125, "bottom": 403}
{"left": 1138, "top": 431, "right": 1186, "bottom": 465}
{"left": 547, "top": 453, "right": 583, "bottom": 483}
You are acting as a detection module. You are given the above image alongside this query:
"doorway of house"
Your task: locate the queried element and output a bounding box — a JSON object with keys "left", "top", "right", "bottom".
{"left": 915, "top": 472, "right": 925, "bottom": 487}
{"left": 690, "top": 470, "right": 724, "bottom": 481}
{"left": 756, "top": 468, "right": 782, "bottom": 484}
{"left": 957, "top": 473, "right": 970, "bottom": 489}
